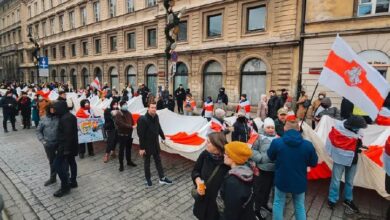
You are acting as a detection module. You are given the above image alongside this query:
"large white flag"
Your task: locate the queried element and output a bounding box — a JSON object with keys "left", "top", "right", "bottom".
{"left": 319, "top": 35, "right": 390, "bottom": 120}
{"left": 91, "top": 77, "right": 101, "bottom": 91}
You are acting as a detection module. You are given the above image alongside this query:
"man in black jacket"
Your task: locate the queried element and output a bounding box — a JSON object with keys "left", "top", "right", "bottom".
{"left": 0, "top": 91, "right": 18, "bottom": 132}
{"left": 174, "top": 84, "right": 186, "bottom": 114}
{"left": 53, "top": 101, "right": 78, "bottom": 197}
{"left": 137, "top": 102, "right": 173, "bottom": 187}
{"left": 340, "top": 97, "right": 354, "bottom": 120}
{"left": 267, "top": 90, "right": 280, "bottom": 120}
{"left": 216, "top": 87, "right": 228, "bottom": 106}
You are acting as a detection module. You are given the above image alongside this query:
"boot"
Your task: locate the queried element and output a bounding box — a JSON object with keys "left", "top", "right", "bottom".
{"left": 69, "top": 181, "right": 78, "bottom": 188}
{"left": 127, "top": 161, "right": 137, "bottom": 167}
{"left": 12, "top": 127, "right": 17, "bottom": 131}
{"left": 4, "top": 129, "right": 8, "bottom": 133}
{"left": 103, "top": 153, "right": 109, "bottom": 163}
{"left": 44, "top": 178, "right": 56, "bottom": 186}
{"left": 53, "top": 187, "right": 70, "bottom": 197}
{"left": 119, "top": 164, "right": 124, "bottom": 172}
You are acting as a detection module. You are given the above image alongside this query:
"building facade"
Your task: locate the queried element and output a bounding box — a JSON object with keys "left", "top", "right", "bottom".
{"left": 302, "top": 0, "right": 390, "bottom": 107}
{"left": 6, "top": 0, "right": 302, "bottom": 106}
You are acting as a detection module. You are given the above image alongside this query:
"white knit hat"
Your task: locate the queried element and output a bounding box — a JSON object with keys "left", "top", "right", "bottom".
{"left": 263, "top": 117, "right": 275, "bottom": 128}
{"left": 215, "top": 108, "right": 226, "bottom": 118}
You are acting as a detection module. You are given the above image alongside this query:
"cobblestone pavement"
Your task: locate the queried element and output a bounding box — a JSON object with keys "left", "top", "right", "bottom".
{"left": 0, "top": 119, "right": 388, "bottom": 220}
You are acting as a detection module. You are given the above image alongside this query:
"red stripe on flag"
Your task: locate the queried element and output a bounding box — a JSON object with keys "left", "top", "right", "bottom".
{"left": 328, "top": 127, "right": 357, "bottom": 152}
{"left": 324, "top": 51, "right": 384, "bottom": 110}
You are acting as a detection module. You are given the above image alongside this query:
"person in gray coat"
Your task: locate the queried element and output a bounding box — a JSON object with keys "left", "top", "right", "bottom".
{"left": 250, "top": 118, "right": 278, "bottom": 220}
{"left": 36, "top": 102, "right": 59, "bottom": 187}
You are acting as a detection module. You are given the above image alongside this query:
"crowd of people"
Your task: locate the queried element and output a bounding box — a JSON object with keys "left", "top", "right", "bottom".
{"left": 0, "top": 80, "right": 389, "bottom": 219}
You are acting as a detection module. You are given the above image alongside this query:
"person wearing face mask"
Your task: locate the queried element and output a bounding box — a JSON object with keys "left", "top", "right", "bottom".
{"left": 236, "top": 94, "right": 251, "bottom": 119}
{"left": 296, "top": 91, "right": 309, "bottom": 120}
{"left": 31, "top": 94, "right": 40, "bottom": 127}
{"left": 103, "top": 101, "right": 119, "bottom": 163}
{"left": 191, "top": 132, "right": 230, "bottom": 220}
{"left": 18, "top": 91, "right": 32, "bottom": 129}
{"left": 267, "top": 90, "right": 280, "bottom": 120}
{"left": 174, "top": 84, "right": 186, "bottom": 114}
{"left": 326, "top": 116, "right": 367, "bottom": 213}
{"left": 202, "top": 96, "right": 214, "bottom": 121}
{"left": 114, "top": 101, "right": 136, "bottom": 171}
{"left": 76, "top": 99, "right": 95, "bottom": 158}
{"left": 309, "top": 92, "right": 326, "bottom": 128}
{"left": 184, "top": 94, "right": 196, "bottom": 116}
{"left": 216, "top": 87, "right": 228, "bottom": 106}
{"left": 0, "top": 90, "right": 18, "bottom": 132}
{"left": 315, "top": 97, "right": 340, "bottom": 123}
{"left": 232, "top": 111, "right": 251, "bottom": 142}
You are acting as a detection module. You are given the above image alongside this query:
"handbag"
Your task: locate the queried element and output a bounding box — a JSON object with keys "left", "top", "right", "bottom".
{"left": 191, "top": 165, "right": 221, "bottom": 200}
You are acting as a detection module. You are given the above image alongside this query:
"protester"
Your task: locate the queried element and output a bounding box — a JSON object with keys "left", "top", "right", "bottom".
{"left": 57, "top": 91, "right": 74, "bottom": 110}
{"left": 216, "top": 87, "right": 228, "bottom": 106}
{"left": 251, "top": 117, "right": 277, "bottom": 220}
{"left": 326, "top": 116, "right": 367, "bottom": 213}
{"left": 121, "top": 90, "right": 130, "bottom": 102}
{"left": 186, "top": 88, "right": 192, "bottom": 97}
{"left": 202, "top": 96, "right": 214, "bottom": 121}
{"left": 296, "top": 90, "right": 309, "bottom": 120}
{"left": 103, "top": 100, "right": 118, "bottom": 163}
{"left": 184, "top": 94, "right": 196, "bottom": 116}
{"left": 352, "top": 106, "right": 372, "bottom": 124}
{"left": 376, "top": 93, "right": 390, "bottom": 125}
{"left": 191, "top": 132, "right": 229, "bottom": 220}
{"left": 278, "top": 89, "right": 290, "bottom": 108}
{"left": 166, "top": 94, "right": 175, "bottom": 112}
{"left": 340, "top": 97, "right": 354, "bottom": 120}
{"left": 256, "top": 94, "right": 268, "bottom": 121}
{"left": 53, "top": 101, "right": 78, "bottom": 197}
{"left": 267, "top": 119, "right": 318, "bottom": 220}
{"left": 0, "top": 91, "right": 18, "bottom": 132}
{"left": 232, "top": 111, "right": 251, "bottom": 142}
{"left": 137, "top": 102, "right": 172, "bottom": 187}
{"left": 38, "top": 95, "right": 50, "bottom": 118}
{"left": 309, "top": 92, "right": 326, "bottom": 128}
{"left": 384, "top": 136, "right": 390, "bottom": 219}
{"left": 31, "top": 94, "right": 40, "bottom": 127}
{"left": 18, "top": 91, "right": 32, "bottom": 129}
{"left": 114, "top": 101, "right": 136, "bottom": 171}
{"left": 236, "top": 94, "right": 251, "bottom": 119}
{"left": 111, "top": 89, "right": 121, "bottom": 103}
{"left": 267, "top": 90, "right": 281, "bottom": 120}
{"left": 138, "top": 84, "right": 150, "bottom": 107}
{"left": 76, "top": 99, "right": 95, "bottom": 158}
{"left": 274, "top": 108, "right": 287, "bottom": 137}
{"left": 157, "top": 96, "right": 165, "bottom": 110}
{"left": 209, "top": 108, "right": 230, "bottom": 135}
{"left": 36, "top": 103, "right": 59, "bottom": 186}
{"left": 126, "top": 84, "right": 134, "bottom": 99}
{"left": 217, "top": 141, "right": 255, "bottom": 220}
{"left": 174, "top": 84, "right": 186, "bottom": 114}
{"left": 314, "top": 97, "right": 340, "bottom": 123}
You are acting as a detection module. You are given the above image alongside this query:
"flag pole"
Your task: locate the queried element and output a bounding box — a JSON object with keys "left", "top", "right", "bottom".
{"left": 300, "top": 82, "right": 319, "bottom": 131}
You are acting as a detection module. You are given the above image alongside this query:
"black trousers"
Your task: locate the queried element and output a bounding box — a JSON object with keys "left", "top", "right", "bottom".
{"left": 21, "top": 113, "right": 31, "bottom": 127}
{"left": 44, "top": 145, "right": 57, "bottom": 180}
{"left": 54, "top": 154, "right": 78, "bottom": 189}
{"left": 3, "top": 114, "right": 16, "bottom": 130}
{"left": 118, "top": 134, "right": 133, "bottom": 166}
{"left": 177, "top": 100, "right": 184, "bottom": 113}
{"left": 65, "top": 155, "right": 77, "bottom": 184}
{"left": 79, "top": 142, "right": 94, "bottom": 155}
{"left": 144, "top": 152, "right": 165, "bottom": 181}
{"left": 105, "top": 130, "right": 117, "bottom": 154}
{"left": 254, "top": 170, "right": 274, "bottom": 211}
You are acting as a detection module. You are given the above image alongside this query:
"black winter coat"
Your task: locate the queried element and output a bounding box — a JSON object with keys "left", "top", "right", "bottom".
{"left": 174, "top": 88, "right": 186, "bottom": 101}
{"left": 18, "top": 97, "right": 31, "bottom": 116}
{"left": 54, "top": 101, "right": 78, "bottom": 156}
{"left": 104, "top": 108, "right": 115, "bottom": 130}
{"left": 191, "top": 151, "right": 230, "bottom": 220}
{"left": 232, "top": 121, "right": 250, "bottom": 142}
{"left": 268, "top": 96, "right": 281, "bottom": 119}
{"left": 137, "top": 112, "right": 165, "bottom": 155}
{"left": 340, "top": 98, "right": 354, "bottom": 120}
{"left": 0, "top": 96, "right": 18, "bottom": 116}
{"left": 157, "top": 100, "right": 164, "bottom": 110}
{"left": 166, "top": 99, "right": 175, "bottom": 112}
{"left": 217, "top": 93, "right": 228, "bottom": 105}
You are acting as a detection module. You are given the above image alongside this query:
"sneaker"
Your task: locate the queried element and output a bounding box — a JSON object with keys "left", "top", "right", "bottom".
{"left": 69, "top": 181, "right": 78, "bottom": 188}
{"left": 146, "top": 179, "right": 152, "bottom": 187}
{"left": 159, "top": 177, "right": 173, "bottom": 185}
{"left": 127, "top": 161, "right": 137, "bottom": 167}
{"left": 343, "top": 200, "right": 359, "bottom": 213}
{"left": 328, "top": 200, "right": 336, "bottom": 210}
{"left": 44, "top": 178, "right": 56, "bottom": 187}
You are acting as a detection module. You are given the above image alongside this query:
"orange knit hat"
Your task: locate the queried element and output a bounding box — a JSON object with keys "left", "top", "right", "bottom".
{"left": 224, "top": 141, "right": 253, "bottom": 165}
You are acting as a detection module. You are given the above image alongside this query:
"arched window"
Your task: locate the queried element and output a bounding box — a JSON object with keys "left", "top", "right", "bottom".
{"left": 358, "top": 50, "right": 390, "bottom": 79}
{"left": 94, "top": 67, "right": 102, "bottom": 84}
{"left": 82, "top": 68, "right": 89, "bottom": 89}
{"left": 241, "top": 58, "right": 266, "bottom": 105}
{"left": 51, "top": 70, "right": 57, "bottom": 82}
{"left": 30, "top": 71, "right": 35, "bottom": 83}
{"left": 146, "top": 64, "right": 157, "bottom": 95}
{"left": 203, "top": 61, "right": 222, "bottom": 100}
{"left": 109, "top": 67, "right": 119, "bottom": 89}
{"left": 70, "top": 69, "right": 77, "bottom": 90}
{"left": 126, "top": 65, "right": 137, "bottom": 88}
{"left": 60, "top": 69, "right": 66, "bottom": 83}
{"left": 174, "top": 62, "right": 188, "bottom": 90}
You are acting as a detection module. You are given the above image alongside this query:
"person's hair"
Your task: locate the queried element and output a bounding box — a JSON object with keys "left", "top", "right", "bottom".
{"left": 148, "top": 101, "right": 157, "bottom": 107}
{"left": 284, "top": 119, "right": 299, "bottom": 131}
{"left": 208, "top": 132, "right": 228, "bottom": 153}
{"left": 59, "top": 91, "right": 66, "bottom": 95}
{"left": 119, "top": 100, "right": 127, "bottom": 107}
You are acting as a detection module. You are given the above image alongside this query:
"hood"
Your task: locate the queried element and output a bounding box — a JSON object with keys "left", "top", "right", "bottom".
{"left": 228, "top": 165, "right": 253, "bottom": 182}
{"left": 53, "top": 101, "right": 69, "bottom": 116}
{"left": 282, "top": 129, "right": 304, "bottom": 147}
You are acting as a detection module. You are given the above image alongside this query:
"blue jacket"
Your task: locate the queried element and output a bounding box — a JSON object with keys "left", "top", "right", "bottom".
{"left": 267, "top": 129, "right": 318, "bottom": 194}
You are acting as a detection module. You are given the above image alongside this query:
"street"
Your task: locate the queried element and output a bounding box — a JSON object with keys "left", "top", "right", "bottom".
{"left": 0, "top": 119, "right": 388, "bottom": 220}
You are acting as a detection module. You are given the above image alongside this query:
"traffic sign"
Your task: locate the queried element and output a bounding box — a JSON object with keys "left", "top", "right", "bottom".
{"left": 38, "top": 57, "right": 49, "bottom": 77}
{"left": 171, "top": 51, "right": 178, "bottom": 62}
{"left": 172, "top": 62, "right": 177, "bottom": 74}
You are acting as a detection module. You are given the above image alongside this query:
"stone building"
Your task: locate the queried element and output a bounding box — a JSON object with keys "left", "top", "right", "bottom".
{"left": 302, "top": 0, "right": 390, "bottom": 107}
{"left": 14, "top": 0, "right": 301, "bottom": 106}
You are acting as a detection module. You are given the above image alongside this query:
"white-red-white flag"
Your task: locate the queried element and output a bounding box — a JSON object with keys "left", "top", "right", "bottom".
{"left": 91, "top": 77, "right": 101, "bottom": 91}
{"left": 319, "top": 35, "right": 390, "bottom": 120}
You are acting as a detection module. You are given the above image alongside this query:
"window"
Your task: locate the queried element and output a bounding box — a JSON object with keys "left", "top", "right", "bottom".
{"left": 93, "top": 1, "right": 100, "bottom": 22}
{"left": 49, "top": 0, "right": 53, "bottom": 8}
{"left": 127, "top": 66, "right": 136, "bottom": 88}
{"left": 41, "top": 0, "right": 45, "bottom": 12}
{"left": 42, "top": 21, "right": 46, "bottom": 36}
{"left": 34, "top": 2, "right": 38, "bottom": 15}
{"left": 82, "top": 68, "right": 89, "bottom": 88}
{"left": 109, "top": 67, "right": 119, "bottom": 89}
{"left": 146, "top": 0, "right": 156, "bottom": 7}
{"left": 69, "top": 11, "right": 75, "bottom": 29}
{"left": 80, "top": 7, "right": 87, "bottom": 26}
{"left": 95, "top": 38, "right": 101, "bottom": 54}
{"left": 207, "top": 14, "right": 222, "bottom": 38}
{"left": 147, "top": 28, "right": 156, "bottom": 47}
{"left": 52, "top": 47, "right": 56, "bottom": 59}
{"left": 35, "top": 24, "right": 39, "bottom": 35}
{"left": 94, "top": 68, "right": 102, "bottom": 83}
{"left": 60, "top": 69, "right": 66, "bottom": 83}
{"left": 246, "top": 5, "right": 266, "bottom": 32}
{"left": 177, "top": 21, "right": 187, "bottom": 42}
{"left": 71, "top": 43, "right": 76, "bottom": 57}
{"left": 60, "top": 45, "right": 66, "bottom": 58}
{"left": 71, "top": 69, "right": 78, "bottom": 89}
{"left": 11, "top": 13, "right": 14, "bottom": 24}
{"left": 50, "top": 18, "right": 55, "bottom": 34}
{"left": 108, "top": 0, "right": 116, "bottom": 18}
{"left": 203, "top": 61, "right": 222, "bottom": 100}
{"left": 241, "top": 59, "right": 267, "bottom": 105}
{"left": 82, "top": 41, "right": 88, "bottom": 55}
{"left": 174, "top": 62, "right": 188, "bottom": 90}
{"left": 28, "top": 26, "right": 33, "bottom": 36}
{"left": 110, "top": 36, "right": 117, "bottom": 51}
{"left": 44, "top": 48, "right": 48, "bottom": 57}
{"left": 18, "top": 30, "right": 21, "bottom": 42}
{"left": 16, "top": 10, "right": 20, "bottom": 21}
{"left": 146, "top": 64, "right": 157, "bottom": 95}
{"left": 28, "top": 6, "right": 31, "bottom": 18}
{"left": 358, "top": 0, "right": 390, "bottom": 16}
{"left": 127, "top": 0, "right": 134, "bottom": 13}
{"left": 127, "top": 32, "right": 135, "bottom": 49}
{"left": 59, "top": 15, "right": 64, "bottom": 31}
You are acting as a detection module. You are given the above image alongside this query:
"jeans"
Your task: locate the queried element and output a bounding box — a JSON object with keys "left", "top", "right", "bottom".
{"left": 79, "top": 142, "right": 94, "bottom": 155}
{"left": 273, "top": 187, "right": 306, "bottom": 220}
{"left": 118, "top": 134, "right": 133, "bottom": 166}
{"left": 328, "top": 163, "right": 357, "bottom": 203}
{"left": 44, "top": 145, "right": 57, "bottom": 180}
{"left": 2, "top": 114, "right": 16, "bottom": 130}
{"left": 144, "top": 153, "right": 165, "bottom": 181}
{"left": 105, "top": 130, "right": 117, "bottom": 154}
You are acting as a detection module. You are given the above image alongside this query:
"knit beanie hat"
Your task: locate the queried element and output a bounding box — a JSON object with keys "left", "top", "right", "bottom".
{"left": 224, "top": 141, "right": 253, "bottom": 165}
{"left": 344, "top": 115, "right": 367, "bottom": 131}
{"left": 263, "top": 117, "right": 275, "bottom": 128}
{"left": 215, "top": 108, "right": 226, "bottom": 119}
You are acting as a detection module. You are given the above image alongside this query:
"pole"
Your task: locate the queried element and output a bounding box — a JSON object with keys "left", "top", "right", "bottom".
{"left": 300, "top": 82, "right": 319, "bottom": 131}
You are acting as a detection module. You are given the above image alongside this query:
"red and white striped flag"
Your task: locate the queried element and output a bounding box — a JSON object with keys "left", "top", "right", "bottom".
{"left": 91, "top": 77, "right": 101, "bottom": 91}
{"left": 319, "top": 35, "right": 390, "bottom": 120}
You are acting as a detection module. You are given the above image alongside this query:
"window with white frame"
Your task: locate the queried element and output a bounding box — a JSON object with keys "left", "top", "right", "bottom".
{"left": 93, "top": 1, "right": 100, "bottom": 22}
{"left": 50, "top": 18, "right": 55, "bottom": 34}
{"left": 16, "top": 10, "right": 20, "bottom": 21}
{"left": 358, "top": 0, "right": 390, "bottom": 16}
{"left": 41, "top": 0, "right": 45, "bottom": 12}
{"left": 109, "top": 0, "right": 116, "bottom": 18}
{"left": 80, "top": 7, "right": 87, "bottom": 26}
{"left": 28, "top": 6, "right": 31, "bottom": 18}
{"left": 146, "top": 0, "right": 156, "bottom": 7}
{"left": 42, "top": 21, "right": 46, "bottom": 36}
{"left": 34, "top": 2, "right": 38, "bottom": 15}
{"left": 59, "top": 15, "right": 64, "bottom": 31}
{"left": 49, "top": 0, "right": 53, "bottom": 8}
{"left": 69, "top": 11, "right": 75, "bottom": 29}
{"left": 127, "top": 0, "right": 134, "bottom": 13}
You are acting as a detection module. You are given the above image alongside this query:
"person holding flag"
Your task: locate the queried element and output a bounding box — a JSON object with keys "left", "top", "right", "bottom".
{"left": 236, "top": 94, "right": 251, "bottom": 119}
{"left": 90, "top": 77, "right": 101, "bottom": 91}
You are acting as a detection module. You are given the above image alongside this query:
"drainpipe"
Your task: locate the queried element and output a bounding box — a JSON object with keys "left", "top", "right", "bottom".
{"left": 296, "top": 0, "right": 306, "bottom": 101}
